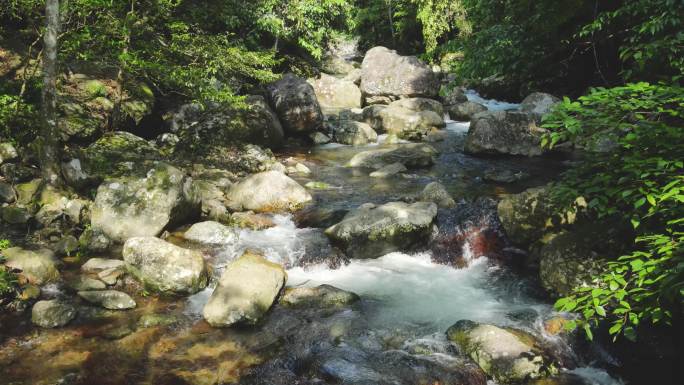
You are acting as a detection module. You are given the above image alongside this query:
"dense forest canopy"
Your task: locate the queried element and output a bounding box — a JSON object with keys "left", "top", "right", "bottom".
{"left": 1, "top": 0, "right": 682, "bottom": 347}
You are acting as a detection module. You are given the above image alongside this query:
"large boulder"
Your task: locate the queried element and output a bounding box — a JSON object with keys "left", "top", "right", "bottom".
{"left": 447, "top": 320, "right": 557, "bottom": 384}
{"left": 334, "top": 120, "right": 378, "bottom": 146}
{"left": 520, "top": 92, "right": 560, "bottom": 120}
{"left": 202, "top": 251, "right": 286, "bottom": 327}
{"left": 325, "top": 201, "right": 438, "bottom": 259}
{"left": 169, "top": 95, "right": 285, "bottom": 150}
{"left": 122, "top": 237, "right": 208, "bottom": 294}
{"left": 347, "top": 143, "right": 438, "bottom": 169}
{"left": 309, "top": 73, "right": 362, "bottom": 111}
{"left": 448, "top": 101, "right": 487, "bottom": 121}
{"left": 31, "top": 300, "right": 77, "bottom": 328}
{"left": 360, "top": 47, "right": 439, "bottom": 104}
{"left": 3, "top": 247, "right": 60, "bottom": 285}
{"left": 91, "top": 162, "right": 201, "bottom": 243}
{"left": 225, "top": 171, "right": 312, "bottom": 213}
{"left": 497, "top": 186, "right": 582, "bottom": 247}
{"left": 378, "top": 104, "right": 445, "bottom": 141}
{"left": 267, "top": 73, "right": 324, "bottom": 135}
{"left": 464, "top": 111, "right": 547, "bottom": 156}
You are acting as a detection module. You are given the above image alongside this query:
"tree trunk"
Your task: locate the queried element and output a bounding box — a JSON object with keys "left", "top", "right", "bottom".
{"left": 39, "top": 0, "right": 62, "bottom": 185}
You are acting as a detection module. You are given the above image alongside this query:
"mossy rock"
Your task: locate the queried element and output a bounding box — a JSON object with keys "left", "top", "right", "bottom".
{"left": 83, "top": 80, "right": 108, "bottom": 98}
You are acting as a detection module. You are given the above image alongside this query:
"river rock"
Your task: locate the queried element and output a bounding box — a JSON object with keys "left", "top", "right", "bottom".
{"left": 391, "top": 97, "right": 444, "bottom": 116}
{"left": 325, "top": 201, "right": 438, "bottom": 259}
{"left": 448, "top": 101, "right": 487, "bottom": 121}
{"left": 497, "top": 186, "right": 583, "bottom": 247}
{"left": 0, "top": 142, "right": 18, "bottom": 164}
{"left": 225, "top": 171, "right": 312, "bottom": 212}
{"left": 31, "top": 300, "right": 77, "bottom": 328}
{"left": 14, "top": 178, "right": 41, "bottom": 205}
{"left": 334, "top": 120, "right": 378, "bottom": 145}
{"left": 520, "top": 92, "right": 560, "bottom": 120}
{"left": 69, "top": 276, "right": 107, "bottom": 291}
{"left": 378, "top": 101, "right": 445, "bottom": 141}
{"left": 0, "top": 181, "right": 16, "bottom": 203}
{"left": 170, "top": 96, "right": 285, "bottom": 150}
{"left": 310, "top": 131, "right": 332, "bottom": 145}
{"left": 78, "top": 290, "right": 136, "bottom": 310}
{"left": 3, "top": 247, "right": 60, "bottom": 285}
{"left": 281, "top": 284, "right": 359, "bottom": 308}
{"left": 347, "top": 143, "right": 438, "bottom": 169}
{"left": 78, "top": 228, "right": 113, "bottom": 253}
{"left": 267, "top": 73, "right": 324, "bottom": 135}
{"left": 359, "top": 105, "right": 387, "bottom": 131}
{"left": 442, "top": 86, "right": 468, "bottom": 105}
{"left": 183, "top": 220, "right": 238, "bottom": 245}
{"left": 91, "top": 162, "right": 201, "bottom": 242}
{"left": 309, "top": 73, "right": 362, "bottom": 111}
{"left": 447, "top": 320, "right": 557, "bottom": 384}
{"left": 539, "top": 231, "right": 605, "bottom": 296}
{"left": 203, "top": 251, "right": 286, "bottom": 327}
{"left": 465, "top": 111, "right": 547, "bottom": 156}
{"left": 419, "top": 182, "right": 456, "bottom": 208}
{"left": 369, "top": 162, "right": 407, "bottom": 178}
{"left": 123, "top": 237, "right": 207, "bottom": 294}
{"left": 1, "top": 206, "right": 31, "bottom": 225}
{"left": 81, "top": 258, "right": 126, "bottom": 273}
{"left": 360, "top": 46, "right": 439, "bottom": 103}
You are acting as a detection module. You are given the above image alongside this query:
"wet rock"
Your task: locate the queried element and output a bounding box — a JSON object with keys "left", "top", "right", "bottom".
{"left": 230, "top": 211, "right": 276, "bottom": 230}
{"left": 31, "top": 300, "right": 77, "bottom": 328}
{"left": 347, "top": 143, "right": 438, "bottom": 169}
{"left": 377, "top": 102, "right": 445, "bottom": 141}
{"left": 78, "top": 227, "right": 112, "bottom": 253}
{"left": 183, "top": 220, "right": 238, "bottom": 245}
{"left": 281, "top": 284, "right": 359, "bottom": 308}
{"left": 465, "top": 111, "right": 547, "bottom": 156}
{"left": 14, "top": 178, "right": 41, "bottom": 205}
{"left": 294, "top": 206, "right": 349, "bottom": 229}
{"left": 442, "top": 86, "right": 468, "bottom": 105}
{"left": 369, "top": 162, "right": 407, "bottom": 178}
{"left": 81, "top": 258, "right": 125, "bottom": 273}
{"left": 497, "top": 186, "right": 583, "bottom": 247}
{"left": 91, "top": 162, "right": 201, "bottom": 242}
{"left": 419, "top": 181, "right": 456, "bottom": 208}
{"left": 447, "top": 320, "right": 558, "bottom": 384}
{"left": 267, "top": 73, "right": 324, "bottom": 135}
{"left": 137, "top": 313, "right": 177, "bottom": 328}
{"left": 360, "top": 46, "right": 439, "bottom": 103}
{"left": 483, "top": 168, "right": 529, "bottom": 183}
{"left": 539, "top": 231, "right": 605, "bottom": 296}
{"left": 0, "top": 142, "right": 19, "bottom": 164}
{"left": 203, "top": 251, "right": 286, "bottom": 327}
{"left": 0, "top": 181, "right": 16, "bottom": 203}
{"left": 54, "top": 235, "right": 79, "bottom": 257}
{"left": 325, "top": 201, "right": 438, "bottom": 259}
{"left": 334, "top": 120, "right": 378, "bottom": 145}
{"left": 69, "top": 276, "right": 107, "bottom": 291}
{"left": 449, "top": 101, "right": 487, "bottom": 121}
{"left": 98, "top": 267, "right": 124, "bottom": 286}
{"left": 170, "top": 95, "right": 285, "bottom": 150}
{"left": 123, "top": 237, "right": 207, "bottom": 294}
{"left": 310, "top": 131, "right": 332, "bottom": 145}
{"left": 1, "top": 206, "right": 31, "bottom": 224}
{"left": 225, "top": 171, "right": 312, "bottom": 213}
{"left": 309, "top": 73, "right": 362, "bottom": 110}
{"left": 520, "top": 92, "right": 560, "bottom": 120}
{"left": 3, "top": 247, "right": 60, "bottom": 285}
{"left": 78, "top": 290, "right": 136, "bottom": 310}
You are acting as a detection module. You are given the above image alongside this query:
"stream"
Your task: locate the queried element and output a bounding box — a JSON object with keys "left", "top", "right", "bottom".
{"left": 0, "top": 93, "right": 625, "bottom": 385}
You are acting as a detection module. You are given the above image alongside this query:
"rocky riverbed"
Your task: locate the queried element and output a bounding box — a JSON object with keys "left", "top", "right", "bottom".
{"left": 1, "top": 44, "right": 636, "bottom": 385}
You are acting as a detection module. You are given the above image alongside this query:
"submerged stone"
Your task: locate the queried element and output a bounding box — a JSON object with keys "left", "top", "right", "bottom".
{"left": 78, "top": 290, "right": 136, "bottom": 310}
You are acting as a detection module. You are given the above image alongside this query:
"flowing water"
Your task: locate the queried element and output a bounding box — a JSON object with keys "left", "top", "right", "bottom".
{"left": 0, "top": 96, "right": 626, "bottom": 385}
